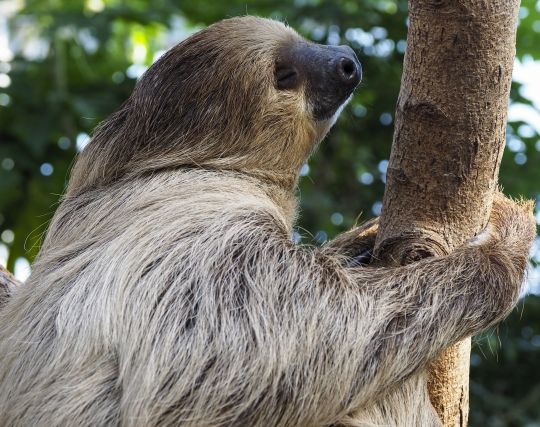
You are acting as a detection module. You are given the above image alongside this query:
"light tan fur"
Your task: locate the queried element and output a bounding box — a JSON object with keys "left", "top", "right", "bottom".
{"left": 0, "top": 265, "right": 18, "bottom": 308}
{"left": 0, "top": 17, "right": 535, "bottom": 427}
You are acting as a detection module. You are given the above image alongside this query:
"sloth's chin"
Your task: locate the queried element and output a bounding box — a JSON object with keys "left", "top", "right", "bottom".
{"left": 316, "top": 94, "right": 354, "bottom": 128}
{"left": 311, "top": 95, "right": 354, "bottom": 147}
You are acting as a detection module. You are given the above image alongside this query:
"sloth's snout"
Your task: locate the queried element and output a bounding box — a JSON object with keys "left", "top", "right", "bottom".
{"left": 276, "top": 41, "right": 362, "bottom": 121}
{"left": 335, "top": 48, "right": 362, "bottom": 88}
{"left": 310, "top": 44, "right": 361, "bottom": 120}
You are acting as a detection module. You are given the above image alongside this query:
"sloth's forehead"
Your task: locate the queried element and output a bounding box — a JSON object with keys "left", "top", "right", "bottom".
{"left": 183, "top": 17, "right": 301, "bottom": 58}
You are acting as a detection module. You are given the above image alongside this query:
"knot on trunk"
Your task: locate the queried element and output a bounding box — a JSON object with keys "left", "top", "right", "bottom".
{"left": 373, "top": 231, "right": 450, "bottom": 267}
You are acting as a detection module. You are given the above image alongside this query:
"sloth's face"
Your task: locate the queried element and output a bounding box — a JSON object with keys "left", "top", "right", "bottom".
{"left": 109, "top": 17, "right": 363, "bottom": 187}
{"left": 274, "top": 41, "right": 362, "bottom": 122}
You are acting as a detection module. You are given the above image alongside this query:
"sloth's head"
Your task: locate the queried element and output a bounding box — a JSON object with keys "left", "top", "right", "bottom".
{"left": 69, "top": 16, "right": 361, "bottom": 194}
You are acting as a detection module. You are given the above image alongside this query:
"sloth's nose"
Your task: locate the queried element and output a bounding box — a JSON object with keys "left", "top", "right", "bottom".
{"left": 335, "top": 47, "right": 362, "bottom": 87}
{"left": 280, "top": 41, "right": 362, "bottom": 120}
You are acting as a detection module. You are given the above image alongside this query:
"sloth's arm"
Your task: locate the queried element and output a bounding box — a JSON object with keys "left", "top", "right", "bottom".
{"left": 139, "top": 196, "right": 533, "bottom": 426}
{"left": 245, "top": 195, "right": 535, "bottom": 424}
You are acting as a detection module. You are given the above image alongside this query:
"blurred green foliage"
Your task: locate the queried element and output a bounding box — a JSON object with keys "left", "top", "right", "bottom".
{"left": 1, "top": 0, "right": 539, "bottom": 424}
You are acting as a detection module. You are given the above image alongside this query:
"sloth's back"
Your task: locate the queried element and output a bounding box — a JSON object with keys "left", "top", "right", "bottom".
{"left": 0, "top": 169, "right": 292, "bottom": 426}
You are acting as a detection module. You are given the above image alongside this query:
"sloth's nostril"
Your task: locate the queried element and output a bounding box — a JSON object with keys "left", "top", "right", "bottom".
{"left": 338, "top": 57, "right": 357, "bottom": 81}
{"left": 342, "top": 58, "right": 355, "bottom": 76}
{"left": 276, "top": 66, "right": 299, "bottom": 90}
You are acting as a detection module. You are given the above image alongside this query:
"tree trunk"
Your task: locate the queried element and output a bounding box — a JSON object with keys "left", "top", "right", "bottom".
{"left": 372, "top": 1, "right": 520, "bottom": 426}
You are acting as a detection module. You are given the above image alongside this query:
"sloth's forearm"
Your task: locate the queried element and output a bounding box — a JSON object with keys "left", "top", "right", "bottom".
{"left": 253, "top": 238, "right": 525, "bottom": 421}
{"left": 335, "top": 245, "right": 522, "bottom": 403}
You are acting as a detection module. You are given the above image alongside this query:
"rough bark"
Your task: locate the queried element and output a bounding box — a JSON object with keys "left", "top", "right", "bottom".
{"left": 372, "top": 1, "right": 520, "bottom": 425}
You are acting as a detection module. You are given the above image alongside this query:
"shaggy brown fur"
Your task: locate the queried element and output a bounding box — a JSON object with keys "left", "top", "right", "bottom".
{"left": 0, "top": 16, "right": 536, "bottom": 427}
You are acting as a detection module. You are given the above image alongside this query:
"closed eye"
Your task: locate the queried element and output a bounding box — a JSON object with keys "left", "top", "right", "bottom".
{"left": 275, "top": 66, "right": 299, "bottom": 90}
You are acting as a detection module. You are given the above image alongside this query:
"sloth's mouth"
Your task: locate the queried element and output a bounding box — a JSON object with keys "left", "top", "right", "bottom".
{"left": 316, "top": 94, "right": 354, "bottom": 126}
{"left": 313, "top": 92, "right": 355, "bottom": 123}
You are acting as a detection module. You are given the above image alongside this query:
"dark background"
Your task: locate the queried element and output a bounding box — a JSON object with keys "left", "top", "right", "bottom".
{"left": 1, "top": 1, "right": 539, "bottom": 424}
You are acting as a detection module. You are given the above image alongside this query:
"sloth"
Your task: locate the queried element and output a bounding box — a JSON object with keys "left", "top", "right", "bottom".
{"left": 0, "top": 16, "right": 536, "bottom": 427}
{"left": 0, "top": 265, "right": 17, "bottom": 307}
